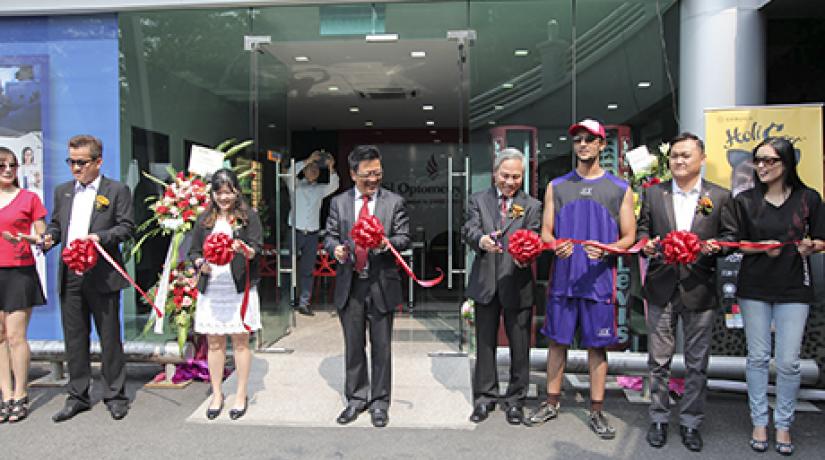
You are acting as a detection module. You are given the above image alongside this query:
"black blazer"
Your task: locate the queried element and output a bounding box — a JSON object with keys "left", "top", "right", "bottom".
{"left": 324, "top": 187, "right": 410, "bottom": 313}
{"left": 637, "top": 179, "right": 731, "bottom": 310}
{"left": 188, "top": 210, "right": 262, "bottom": 295}
{"left": 46, "top": 176, "right": 135, "bottom": 295}
{"left": 462, "top": 187, "right": 542, "bottom": 309}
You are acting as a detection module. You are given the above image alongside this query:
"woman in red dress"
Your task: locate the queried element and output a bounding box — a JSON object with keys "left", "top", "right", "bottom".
{"left": 0, "top": 146, "right": 47, "bottom": 423}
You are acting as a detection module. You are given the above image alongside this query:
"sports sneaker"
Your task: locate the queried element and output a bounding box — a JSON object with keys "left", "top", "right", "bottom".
{"left": 525, "top": 401, "right": 559, "bottom": 427}
{"left": 589, "top": 411, "right": 616, "bottom": 439}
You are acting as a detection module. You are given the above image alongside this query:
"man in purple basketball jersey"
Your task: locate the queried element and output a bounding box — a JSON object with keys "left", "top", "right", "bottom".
{"left": 526, "top": 119, "right": 636, "bottom": 439}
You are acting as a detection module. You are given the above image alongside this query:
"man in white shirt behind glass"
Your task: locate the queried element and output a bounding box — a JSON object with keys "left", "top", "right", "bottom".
{"left": 286, "top": 150, "right": 339, "bottom": 316}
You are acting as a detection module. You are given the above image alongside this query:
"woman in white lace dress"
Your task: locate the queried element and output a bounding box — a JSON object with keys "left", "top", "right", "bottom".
{"left": 189, "top": 168, "right": 262, "bottom": 421}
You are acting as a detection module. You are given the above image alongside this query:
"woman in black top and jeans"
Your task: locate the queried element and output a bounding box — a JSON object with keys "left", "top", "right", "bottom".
{"left": 722, "top": 137, "right": 825, "bottom": 456}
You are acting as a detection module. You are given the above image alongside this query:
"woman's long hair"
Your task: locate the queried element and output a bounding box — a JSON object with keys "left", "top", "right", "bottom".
{"left": 201, "top": 168, "right": 250, "bottom": 228}
{"left": 752, "top": 137, "right": 805, "bottom": 194}
{"left": 0, "top": 147, "right": 20, "bottom": 188}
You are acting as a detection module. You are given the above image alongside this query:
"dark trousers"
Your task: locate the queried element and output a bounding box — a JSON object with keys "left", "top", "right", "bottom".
{"left": 291, "top": 230, "right": 319, "bottom": 308}
{"left": 339, "top": 277, "right": 393, "bottom": 411}
{"left": 647, "top": 301, "right": 716, "bottom": 428}
{"left": 60, "top": 272, "right": 127, "bottom": 406}
{"left": 473, "top": 292, "right": 531, "bottom": 408}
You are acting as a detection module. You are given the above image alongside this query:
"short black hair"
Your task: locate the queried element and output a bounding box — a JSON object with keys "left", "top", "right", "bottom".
{"left": 348, "top": 145, "right": 381, "bottom": 172}
{"left": 669, "top": 132, "right": 705, "bottom": 153}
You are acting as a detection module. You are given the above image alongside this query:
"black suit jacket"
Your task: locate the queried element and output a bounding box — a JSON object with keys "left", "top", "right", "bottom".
{"left": 462, "top": 187, "right": 542, "bottom": 309}
{"left": 46, "top": 176, "right": 135, "bottom": 295}
{"left": 324, "top": 187, "right": 410, "bottom": 313}
{"left": 637, "top": 179, "right": 731, "bottom": 310}
{"left": 188, "top": 210, "right": 263, "bottom": 294}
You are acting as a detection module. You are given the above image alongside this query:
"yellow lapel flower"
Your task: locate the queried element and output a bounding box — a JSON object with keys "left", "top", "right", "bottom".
{"left": 95, "top": 194, "right": 110, "bottom": 211}
{"left": 696, "top": 195, "right": 713, "bottom": 216}
{"left": 509, "top": 203, "right": 525, "bottom": 219}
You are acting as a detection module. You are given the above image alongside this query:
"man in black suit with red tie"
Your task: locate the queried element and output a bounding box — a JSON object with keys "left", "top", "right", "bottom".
{"left": 324, "top": 145, "right": 409, "bottom": 428}
{"left": 43, "top": 134, "right": 134, "bottom": 422}
{"left": 637, "top": 133, "right": 730, "bottom": 451}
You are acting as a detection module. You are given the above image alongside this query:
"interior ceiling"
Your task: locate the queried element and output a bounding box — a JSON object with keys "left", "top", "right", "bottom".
{"left": 262, "top": 38, "right": 462, "bottom": 131}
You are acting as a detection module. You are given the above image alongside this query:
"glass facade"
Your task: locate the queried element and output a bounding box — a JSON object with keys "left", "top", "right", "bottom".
{"left": 1, "top": 1, "right": 681, "bottom": 349}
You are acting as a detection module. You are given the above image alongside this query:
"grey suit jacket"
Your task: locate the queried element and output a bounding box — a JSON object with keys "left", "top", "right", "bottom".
{"left": 46, "top": 176, "right": 135, "bottom": 295}
{"left": 324, "top": 187, "right": 410, "bottom": 313}
{"left": 637, "top": 179, "right": 731, "bottom": 310}
{"left": 462, "top": 187, "right": 542, "bottom": 309}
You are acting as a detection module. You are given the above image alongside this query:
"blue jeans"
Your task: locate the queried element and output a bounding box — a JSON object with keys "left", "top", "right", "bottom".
{"left": 739, "top": 298, "right": 809, "bottom": 431}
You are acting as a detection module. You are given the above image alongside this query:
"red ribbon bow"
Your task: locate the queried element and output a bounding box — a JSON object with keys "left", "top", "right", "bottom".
{"left": 660, "top": 230, "right": 703, "bottom": 265}
{"left": 62, "top": 239, "right": 99, "bottom": 275}
{"left": 203, "top": 233, "right": 235, "bottom": 266}
{"left": 507, "top": 229, "right": 548, "bottom": 265}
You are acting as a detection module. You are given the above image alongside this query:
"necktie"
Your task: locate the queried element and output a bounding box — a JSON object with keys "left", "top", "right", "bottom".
{"left": 500, "top": 195, "right": 508, "bottom": 226}
{"left": 354, "top": 195, "right": 371, "bottom": 272}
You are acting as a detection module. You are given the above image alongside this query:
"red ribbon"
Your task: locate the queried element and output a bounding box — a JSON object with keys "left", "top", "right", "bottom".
{"left": 505, "top": 230, "right": 648, "bottom": 265}
{"left": 85, "top": 240, "right": 162, "bottom": 319}
{"left": 660, "top": 230, "right": 703, "bottom": 265}
{"left": 62, "top": 239, "right": 98, "bottom": 275}
{"left": 351, "top": 215, "right": 444, "bottom": 287}
{"left": 201, "top": 234, "right": 253, "bottom": 332}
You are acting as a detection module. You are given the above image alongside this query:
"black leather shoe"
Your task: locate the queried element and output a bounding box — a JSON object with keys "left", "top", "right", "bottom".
{"left": 680, "top": 426, "right": 703, "bottom": 452}
{"left": 106, "top": 402, "right": 129, "bottom": 420}
{"left": 370, "top": 408, "right": 389, "bottom": 428}
{"left": 229, "top": 397, "right": 248, "bottom": 420}
{"left": 336, "top": 406, "right": 363, "bottom": 425}
{"left": 295, "top": 304, "right": 314, "bottom": 316}
{"left": 505, "top": 406, "right": 524, "bottom": 425}
{"left": 647, "top": 423, "right": 668, "bottom": 448}
{"left": 469, "top": 402, "right": 495, "bottom": 423}
{"left": 206, "top": 394, "right": 224, "bottom": 420}
{"left": 52, "top": 401, "right": 90, "bottom": 423}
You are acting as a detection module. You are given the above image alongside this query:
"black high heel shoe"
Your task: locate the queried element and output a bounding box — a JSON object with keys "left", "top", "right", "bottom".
{"left": 206, "top": 394, "right": 224, "bottom": 420}
{"left": 229, "top": 397, "right": 248, "bottom": 420}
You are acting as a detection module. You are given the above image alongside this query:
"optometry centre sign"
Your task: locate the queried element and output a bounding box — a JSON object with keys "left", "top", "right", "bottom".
{"left": 704, "top": 104, "right": 824, "bottom": 196}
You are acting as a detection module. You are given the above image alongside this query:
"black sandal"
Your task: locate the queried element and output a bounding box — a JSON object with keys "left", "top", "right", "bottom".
{"left": 775, "top": 441, "right": 795, "bottom": 456}
{"left": 749, "top": 438, "right": 769, "bottom": 453}
{"left": 0, "top": 399, "right": 11, "bottom": 423}
{"left": 8, "top": 396, "right": 29, "bottom": 423}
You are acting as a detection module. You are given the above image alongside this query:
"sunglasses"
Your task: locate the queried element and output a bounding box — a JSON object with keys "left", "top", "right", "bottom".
{"left": 572, "top": 134, "right": 599, "bottom": 144}
{"left": 65, "top": 158, "right": 97, "bottom": 167}
{"left": 0, "top": 163, "right": 19, "bottom": 171}
{"left": 355, "top": 170, "right": 383, "bottom": 179}
{"left": 753, "top": 156, "right": 781, "bottom": 167}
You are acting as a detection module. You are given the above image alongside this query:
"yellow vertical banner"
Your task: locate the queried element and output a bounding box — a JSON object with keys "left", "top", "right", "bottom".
{"left": 704, "top": 104, "right": 824, "bottom": 195}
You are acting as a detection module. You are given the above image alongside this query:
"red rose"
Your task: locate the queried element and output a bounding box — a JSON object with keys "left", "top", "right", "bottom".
{"left": 156, "top": 205, "right": 170, "bottom": 215}
{"left": 193, "top": 178, "right": 205, "bottom": 188}
{"left": 182, "top": 209, "right": 195, "bottom": 221}
{"left": 164, "top": 188, "right": 176, "bottom": 198}
{"left": 177, "top": 200, "right": 189, "bottom": 209}
{"left": 176, "top": 171, "right": 185, "bottom": 180}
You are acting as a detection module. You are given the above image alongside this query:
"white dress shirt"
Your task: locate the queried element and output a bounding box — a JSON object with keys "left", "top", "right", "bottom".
{"left": 67, "top": 175, "right": 102, "bottom": 243}
{"left": 354, "top": 189, "right": 377, "bottom": 219}
{"left": 672, "top": 178, "right": 702, "bottom": 232}
{"left": 286, "top": 160, "right": 339, "bottom": 232}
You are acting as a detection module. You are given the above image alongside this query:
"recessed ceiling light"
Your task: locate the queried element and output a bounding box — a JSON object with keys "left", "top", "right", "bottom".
{"left": 637, "top": 81, "right": 652, "bottom": 88}
{"left": 545, "top": 142, "right": 552, "bottom": 148}
{"left": 514, "top": 49, "right": 529, "bottom": 57}
{"left": 422, "top": 104, "right": 434, "bottom": 111}
{"left": 349, "top": 106, "right": 360, "bottom": 113}
{"left": 433, "top": 139, "right": 441, "bottom": 144}
{"left": 328, "top": 86, "right": 339, "bottom": 92}
{"left": 294, "top": 56, "right": 309, "bottom": 62}
{"left": 488, "top": 121, "right": 496, "bottom": 125}
{"left": 559, "top": 136, "right": 568, "bottom": 141}
{"left": 607, "top": 103, "right": 619, "bottom": 110}
{"left": 425, "top": 120, "right": 435, "bottom": 126}
{"left": 410, "top": 51, "right": 426, "bottom": 58}
{"left": 365, "top": 120, "right": 374, "bottom": 127}
{"left": 501, "top": 83, "right": 514, "bottom": 89}
{"left": 366, "top": 33, "right": 399, "bottom": 43}
{"left": 494, "top": 105, "right": 504, "bottom": 110}
{"left": 429, "top": 130, "right": 437, "bottom": 134}
{"left": 267, "top": 123, "right": 277, "bottom": 128}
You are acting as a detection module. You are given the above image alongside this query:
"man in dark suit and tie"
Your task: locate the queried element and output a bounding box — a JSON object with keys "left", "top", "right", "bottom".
{"left": 637, "top": 132, "right": 730, "bottom": 451}
{"left": 324, "top": 145, "right": 409, "bottom": 428}
{"left": 463, "top": 148, "right": 542, "bottom": 425}
{"left": 43, "top": 134, "right": 134, "bottom": 422}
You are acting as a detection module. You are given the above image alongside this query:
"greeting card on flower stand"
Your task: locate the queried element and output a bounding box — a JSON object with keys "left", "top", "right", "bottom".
{"left": 188, "top": 145, "right": 226, "bottom": 178}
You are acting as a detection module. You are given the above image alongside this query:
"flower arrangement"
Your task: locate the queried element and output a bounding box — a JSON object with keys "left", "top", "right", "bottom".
{"left": 460, "top": 298, "right": 475, "bottom": 326}
{"left": 151, "top": 172, "right": 209, "bottom": 233}
{"left": 625, "top": 142, "right": 672, "bottom": 216}
{"left": 143, "top": 261, "right": 199, "bottom": 352}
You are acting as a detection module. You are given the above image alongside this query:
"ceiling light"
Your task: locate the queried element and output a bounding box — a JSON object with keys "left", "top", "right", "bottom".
{"left": 433, "top": 139, "right": 441, "bottom": 144}
{"left": 501, "top": 83, "right": 514, "bottom": 89}
{"left": 607, "top": 103, "right": 619, "bottom": 110}
{"left": 328, "top": 86, "right": 339, "bottom": 92}
{"left": 422, "top": 105, "right": 434, "bottom": 111}
{"left": 294, "top": 56, "right": 309, "bottom": 62}
{"left": 637, "top": 81, "right": 652, "bottom": 88}
{"left": 365, "top": 120, "right": 374, "bottom": 127}
{"left": 545, "top": 142, "right": 552, "bottom": 148}
{"left": 429, "top": 130, "right": 437, "bottom": 134}
{"left": 349, "top": 107, "right": 360, "bottom": 113}
{"left": 559, "top": 136, "right": 568, "bottom": 141}
{"left": 425, "top": 120, "right": 435, "bottom": 126}
{"left": 410, "top": 51, "right": 426, "bottom": 58}
{"left": 366, "top": 33, "right": 399, "bottom": 43}
{"left": 267, "top": 123, "right": 277, "bottom": 128}
{"left": 494, "top": 105, "right": 504, "bottom": 110}
{"left": 514, "top": 49, "right": 529, "bottom": 57}
{"left": 488, "top": 121, "right": 496, "bottom": 125}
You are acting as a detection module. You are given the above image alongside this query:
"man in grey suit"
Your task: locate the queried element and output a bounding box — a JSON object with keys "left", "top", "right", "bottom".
{"left": 43, "top": 134, "right": 134, "bottom": 422}
{"left": 637, "top": 132, "right": 731, "bottom": 451}
{"left": 463, "top": 148, "right": 542, "bottom": 425}
{"left": 324, "top": 145, "right": 409, "bottom": 428}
